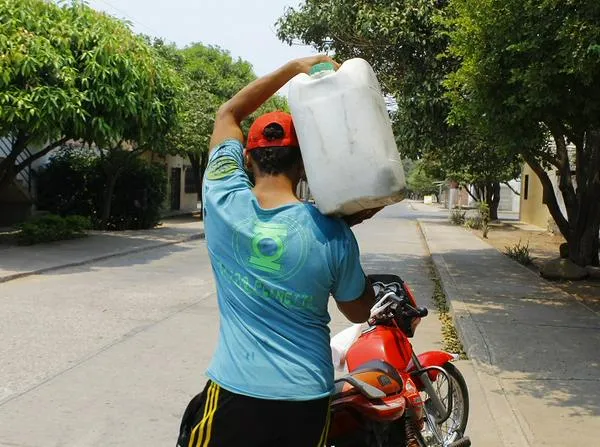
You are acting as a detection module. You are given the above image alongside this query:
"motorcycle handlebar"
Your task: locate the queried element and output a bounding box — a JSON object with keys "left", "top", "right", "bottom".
{"left": 403, "top": 303, "right": 428, "bottom": 318}
{"left": 373, "top": 282, "right": 428, "bottom": 319}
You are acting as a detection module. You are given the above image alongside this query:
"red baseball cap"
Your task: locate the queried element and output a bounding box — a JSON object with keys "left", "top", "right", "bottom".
{"left": 246, "top": 111, "right": 299, "bottom": 151}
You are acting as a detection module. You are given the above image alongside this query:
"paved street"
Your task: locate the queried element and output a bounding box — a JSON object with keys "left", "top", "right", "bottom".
{"left": 0, "top": 202, "right": 490, "bottom": 446}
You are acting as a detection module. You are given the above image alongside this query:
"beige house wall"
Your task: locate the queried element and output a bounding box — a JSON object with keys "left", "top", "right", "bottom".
{"left": 144, "top": 152, "right": 198, "bottom": 215}
{"left": 520, "top": 163, "right": 551, "bottom": 229}
{"left": 165, "top": 154, "right": 198, "bottom": 214}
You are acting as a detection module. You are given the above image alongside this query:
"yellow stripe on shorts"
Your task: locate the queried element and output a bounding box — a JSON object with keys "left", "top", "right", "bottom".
{"left": 200, "top": 383, "right": 220, "bottom": 447}
{"left": 187, "top": 383, "right": 220, "bottom": 447}
{"left": 317, "top": 405, "right": 332, "bottom": 447}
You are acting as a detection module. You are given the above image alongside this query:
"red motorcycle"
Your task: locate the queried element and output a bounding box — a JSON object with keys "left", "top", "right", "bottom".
{"left": 328, "top": 275, "right": 471, "bottom": 447}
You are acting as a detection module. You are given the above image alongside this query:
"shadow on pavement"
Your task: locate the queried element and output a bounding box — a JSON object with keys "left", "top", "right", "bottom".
{"left": 361, "top": 251, "right": 429, "bottom": 291}
{"left": 437, "top": 244, "right": 600, "bottom": 418}
{"left": 41, "top": 240, "right": 198, "bottom": 277}
{"left": 0, "top": 220, "right": 204, "bottom": 282}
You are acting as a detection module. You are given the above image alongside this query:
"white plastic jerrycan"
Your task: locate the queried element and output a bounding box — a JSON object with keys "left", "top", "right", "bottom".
{"left": 288, "top": 58, "right": 406, "bottom": 216}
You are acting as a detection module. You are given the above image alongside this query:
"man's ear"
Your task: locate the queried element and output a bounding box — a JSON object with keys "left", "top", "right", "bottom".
{"left": 244, "top": 149, "right": 253, "bottom": 171}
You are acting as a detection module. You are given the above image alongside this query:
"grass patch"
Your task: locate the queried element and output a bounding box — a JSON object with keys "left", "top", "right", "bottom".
{"left": 449, "top": 209, "right": 466, "bottom": 226}
{"left": 429, "top": 261, "right": 467, "bottom": 359}
{"left": 464, "top": 216, "right": 482, "bottom": 230}
{"left": 504, "top": 239, "right": 533, "bottom": 265}
{"left": 16, "top": 214, "right": 91, "bottom": 245}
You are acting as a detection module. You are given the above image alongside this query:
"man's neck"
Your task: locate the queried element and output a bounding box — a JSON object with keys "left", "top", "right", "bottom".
{"left": 253, "top": 175, "right": 300, "bottom": 209}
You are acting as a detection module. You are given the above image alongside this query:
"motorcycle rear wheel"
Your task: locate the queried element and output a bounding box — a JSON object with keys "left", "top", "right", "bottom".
{"left": 418, "top": 362, "right": 469, "bottom": 447}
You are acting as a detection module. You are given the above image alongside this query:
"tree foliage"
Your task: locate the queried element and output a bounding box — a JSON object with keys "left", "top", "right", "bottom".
{"left": 0, "top": 0, "right": 180, "bottom": 211}
{"left": 157, "top": 41, "right": 288, "bottom": 198}
{"left": 407, "top": 160, "right": 440, "bottom": 198}
{"left": 278, "top": 0, "right": 453, "bottom": 157}
{"left": 277, "top": 0, "right": 520, "bottom": 220}
{"left": 446, "top": 0, "right": 600, "bottom": 266}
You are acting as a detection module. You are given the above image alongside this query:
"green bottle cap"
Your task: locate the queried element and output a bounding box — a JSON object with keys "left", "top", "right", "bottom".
{"left": 309, "top": 62, "right": 335, "bottom": 76}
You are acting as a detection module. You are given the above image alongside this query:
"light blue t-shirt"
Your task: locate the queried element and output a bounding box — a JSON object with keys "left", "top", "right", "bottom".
{"left": 203, "top": 139, "right": 366, "bottom": 401}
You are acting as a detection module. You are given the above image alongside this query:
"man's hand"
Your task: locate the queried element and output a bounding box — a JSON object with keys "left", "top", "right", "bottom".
{"left": 209, "top": 55, "right": 340, "bottom": 150}
{"left": 343, "top": 207, "right": 384, "bottom": 227}
{"left": 292, "top": 55, "right": 340, "bottom": 75}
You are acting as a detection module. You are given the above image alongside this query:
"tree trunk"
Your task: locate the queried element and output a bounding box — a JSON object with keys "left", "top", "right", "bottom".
{"left": 0, "top": 158, "right": 17, "bottom": 193}
{"left": 483, "top": 181, "right": 500, "bottom": 221}
{"left": 462, "top": 184, "right": 478, "bottom": 202}
{"left": 98, "top": 143, "right": 129, "bottom": 230}
{"left": 189, "top": 151, "right": 208, "bottom": 205}
{"left": 0, "top": 133, "right": 29, "bottom": 193}
{"left": 16, "top": 137, "right": 69, "bottom": 173}
{"left": 474, "top": 184, "right": 484, "bottom": 202}
{"left": 101, "top": 172, "right": 119, "bottom": 229}
{"left": 566, "top": 129, "right": 600, "bottom": 266}
{"left": 490, "top": 181, "right": 501, "bottom": 221}
{"left": 523, "top": 155, "right": 569, "bottom": 237}
{"left": 569, "top": 218, "right": 600, "bottom": 267}
{"left": 526, "top": 128, "right": 600, "bottom": 267}
{"left": 503, "top": 181, "right": 520, "bottom": 196}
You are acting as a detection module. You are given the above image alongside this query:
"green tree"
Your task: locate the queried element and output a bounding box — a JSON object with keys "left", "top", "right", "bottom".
{"left": 158, "top": 42, "right": 288, "bottom": 201}
{"left": 278, "top": 0, "right": 453, "bottom": 154}
{"left": 402, "top": 158, "right": 417, "bottom": 183}
{"left": 277, "top": 0, "right": 520, "bottom": 220}
{"left": 407, "top": 159, "right": 441, "bottom": 199}
{"left": 446, "top": 0, "right": 600, "bottom": 266}
{"left": 0, "top": 0, "right": 180, "bottom": 226}
{"left": 429, "top": 142, "right": 521, "bottom": 219}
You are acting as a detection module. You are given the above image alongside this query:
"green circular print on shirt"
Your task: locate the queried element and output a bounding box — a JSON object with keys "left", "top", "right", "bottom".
{"left": 232, "top": 214, "right": 310, "bottom": 281}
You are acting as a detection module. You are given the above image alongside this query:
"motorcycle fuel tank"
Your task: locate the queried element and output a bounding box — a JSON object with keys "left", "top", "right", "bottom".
{"left": 346, "top": 326, "right": 413, "bottom": 372}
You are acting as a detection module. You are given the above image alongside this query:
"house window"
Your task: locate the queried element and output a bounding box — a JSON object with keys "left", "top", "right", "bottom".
{"left": 184, "top": 167, "right": 197, "bottom": 194}
{"left": 524, "top": 175, "right": 529, "bottom": 200}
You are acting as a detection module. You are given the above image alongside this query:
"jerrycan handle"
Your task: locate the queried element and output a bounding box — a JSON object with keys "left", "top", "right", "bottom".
{"left": 309, "top": 62, "right": 336, "bottom": 79}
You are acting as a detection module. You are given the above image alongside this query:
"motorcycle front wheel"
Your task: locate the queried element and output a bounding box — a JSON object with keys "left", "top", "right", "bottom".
{"left": 418, "top": 362, "right": 469, "bottom": 446}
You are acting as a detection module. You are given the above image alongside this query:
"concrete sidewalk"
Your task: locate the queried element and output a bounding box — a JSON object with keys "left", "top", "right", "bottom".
{"left": 417, "top": 208, "right": 600, "bottom": 446}
{"left": 408, "top": 200, "right": 520, "bottom": 221}
{"left": 0, "top": 218, "right": 204, "bottom": 283}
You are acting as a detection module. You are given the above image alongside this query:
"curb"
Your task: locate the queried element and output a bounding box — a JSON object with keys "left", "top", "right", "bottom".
{"left": 416, "top": 219, "right": 532, "bottom": 447}
{"left": 0, "top": 232, "right": 204, "bottom": 284}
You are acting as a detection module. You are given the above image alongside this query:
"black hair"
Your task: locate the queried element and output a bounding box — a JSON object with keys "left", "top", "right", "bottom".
{"left": 250, "top": 123, "right": 302, "bottom": 175}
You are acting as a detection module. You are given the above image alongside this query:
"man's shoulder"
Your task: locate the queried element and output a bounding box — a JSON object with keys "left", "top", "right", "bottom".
{"left": 207, "top": 139, "right": 243, "bottom": 165}
{"left": 210, "top": 138, "right": 243, "bottom": 154}
{"left": 301, "top": 203, "right": 350, "bottom": 242}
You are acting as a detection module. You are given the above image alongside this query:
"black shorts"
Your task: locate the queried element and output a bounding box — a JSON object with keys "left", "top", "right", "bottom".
{"left": 177, "top": 380, "right": 331, "bottom": 447}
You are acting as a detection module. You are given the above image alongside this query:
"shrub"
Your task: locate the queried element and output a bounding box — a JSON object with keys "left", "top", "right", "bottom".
{"left": 504, "top": 239, "right": 533, "bottom": 265}
{"left": 36, "top": 149, "right": 167, "bottom": 230}
{"left": 478, "top": 202, "right": 490, "bottom": 238}
{"left": 464, "top": 216, "right": 483, "bottom": 229}
{"left": 103, "top": 159, "right": 167, "bottom": 230}
{"left": 464, "top": 202, "right": 491, "bottom": 236}
{"left": 449, "top": 209, "right": 466, "bottom": 225}
{"left": 16, "top": 214, "right": 91, "bottom": 245}
{"left": 64, "top": 215, "right": 93, "bottom": 231}
{"left": 35, "top": 148, "right": 98, "bottom": 217}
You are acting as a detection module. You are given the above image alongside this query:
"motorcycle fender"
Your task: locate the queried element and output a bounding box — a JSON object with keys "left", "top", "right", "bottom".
{"left": 406, "top": 351, "right": 459, "bottom": 385}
